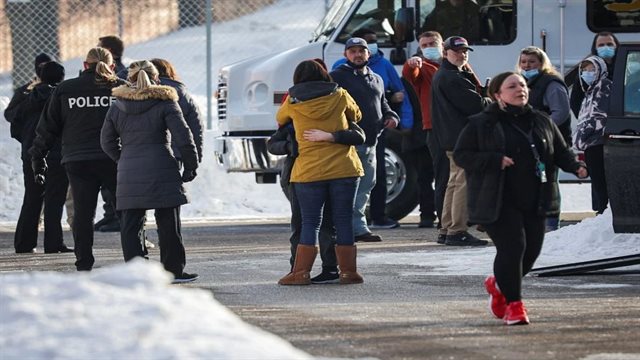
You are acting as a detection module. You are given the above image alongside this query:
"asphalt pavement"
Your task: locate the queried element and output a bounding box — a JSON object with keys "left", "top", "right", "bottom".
{"left": 1, "top": 218, "right": 639, "bottom": 360}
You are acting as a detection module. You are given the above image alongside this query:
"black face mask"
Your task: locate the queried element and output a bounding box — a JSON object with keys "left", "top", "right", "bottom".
{"left": 503, "top": 103, "right": 527, "bottom": 115}
{"left": 346, "top": 60, "right": 368, "bottom": 69}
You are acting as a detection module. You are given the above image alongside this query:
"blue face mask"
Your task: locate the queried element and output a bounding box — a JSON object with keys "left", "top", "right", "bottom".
{"left": 421, "top": 47, "right": 441, "bottom": 61}
{"left": 596, "top": 46, "right": 615, "bottom": 59}
{"left": 581, "top": 70, "right": 597, "bottom": 85}
{"left": 521, "top": 69, "right": 539, "bottom": 79}
{"left": 368, "top": 43, "right": 378, "bottom": 55}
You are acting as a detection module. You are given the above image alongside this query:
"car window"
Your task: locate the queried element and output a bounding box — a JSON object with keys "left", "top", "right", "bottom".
{"left": 587, "top": 1, "right": 640, "bottom": 33}
{"left": 419, "top": 0, "right": 516, "bottom": 44}
{"left": 624, "top": 51, "right": 640, "bottom": 115}
{"left": 337, "top": 0, "right": 402, "bottom": 46}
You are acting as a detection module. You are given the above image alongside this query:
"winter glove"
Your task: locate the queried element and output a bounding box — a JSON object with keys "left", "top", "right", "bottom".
{"left": 31, "top": 157, "right": 47, "bottom": 186}
{"left": 181, "top": 168, "right": 197, "bottom": 183}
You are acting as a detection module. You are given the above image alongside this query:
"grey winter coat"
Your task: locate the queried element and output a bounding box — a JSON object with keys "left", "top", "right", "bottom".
{"left": 101, "top": 84, "right": 198, "bottom": 210}
{"left": 574, "top": 56, "right": 612, "bottom": 151}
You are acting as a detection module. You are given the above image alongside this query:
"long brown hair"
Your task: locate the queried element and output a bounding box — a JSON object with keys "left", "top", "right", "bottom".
{"left": 293, "top": 60, "right": 332, "bottom": 85}
{"left": 150, "top": 58, "right": 179, "bottom": 80}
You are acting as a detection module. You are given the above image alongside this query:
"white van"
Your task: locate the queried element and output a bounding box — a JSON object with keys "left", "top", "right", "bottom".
{"left": 214, "top": 0, "right": 640, "bottom": 219}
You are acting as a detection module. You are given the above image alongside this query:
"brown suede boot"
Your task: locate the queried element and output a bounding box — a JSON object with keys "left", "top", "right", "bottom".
{"left": 335, "top": 245, "right": 364, "bottom": 284}
{"left": 278, "top": 244, "right": 317, "bottom": 285}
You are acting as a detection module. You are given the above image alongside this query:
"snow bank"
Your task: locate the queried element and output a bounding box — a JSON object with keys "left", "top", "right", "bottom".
{"left": 0, "top": 260, "right": 312, "bottom": 360}
{"left": 361, "top": 209, "right": 640, "bottom": 276}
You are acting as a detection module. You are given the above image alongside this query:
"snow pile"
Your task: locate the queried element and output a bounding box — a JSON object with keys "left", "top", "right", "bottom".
{"left": 0, "top": 260, "right": 312, "bottom": 360}
{"left": 361, "top": 209, "right": 640, "bottom": 276}
{"left": 537, "top": 209, "right": 640, "bottom": 265}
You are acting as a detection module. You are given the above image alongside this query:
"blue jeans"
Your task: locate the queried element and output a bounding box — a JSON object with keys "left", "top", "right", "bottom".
{"left": 353, "top": 145, "right": 376, "bottom": 236}
{"left": 294, "top": 177, "right": 359, "bottom": 246}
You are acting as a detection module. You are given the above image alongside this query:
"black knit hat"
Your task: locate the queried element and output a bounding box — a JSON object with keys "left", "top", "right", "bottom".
{"left": 39, "top": 61, "right": 65, "bottom": 85}
{"left": 34, "top": 53, "right": 53, "bottom": 76}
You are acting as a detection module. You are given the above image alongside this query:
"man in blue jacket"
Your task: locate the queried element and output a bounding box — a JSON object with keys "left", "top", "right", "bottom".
{"left": 333, "top": 29, "right": 413, "bottom": 230}
{"left": 330, "top": 38, "right": 399, "bottom": 243}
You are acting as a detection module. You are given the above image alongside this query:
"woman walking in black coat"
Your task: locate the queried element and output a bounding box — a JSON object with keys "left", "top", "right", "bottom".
{"left": 101, "top": 60, "right": 199, "bottom": 283}
{"left": 453, "top": 72, "right": 588, "bottom": 325}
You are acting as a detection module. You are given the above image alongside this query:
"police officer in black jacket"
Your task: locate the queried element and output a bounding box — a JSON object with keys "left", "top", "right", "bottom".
{"left": 29, "top": 47, "right": 126, "bottom": 271}
{"left": 10, "top": 61, "right": 72, "bottom": 254}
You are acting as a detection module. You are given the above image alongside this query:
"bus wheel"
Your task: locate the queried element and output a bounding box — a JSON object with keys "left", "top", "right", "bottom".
{"left": 384, "top": 134, "right": 419, "bottom": 221}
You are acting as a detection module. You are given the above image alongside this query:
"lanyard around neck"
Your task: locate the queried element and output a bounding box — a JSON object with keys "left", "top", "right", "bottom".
{"left": 506, "top": 119, "right": 548, "bottom": 183}
{"left": 506, "top": 119, "right": 540, "bottom": 161}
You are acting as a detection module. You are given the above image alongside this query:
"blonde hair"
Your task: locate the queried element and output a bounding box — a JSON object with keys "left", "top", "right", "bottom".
{"left": 85, "top": 47, "right": 118, "bottom": 83}
{"left": 127, "top": 60, "right": 159, "bottom": 90}
{"left": 517, "top": 46, "right": 560, "bottom": 77}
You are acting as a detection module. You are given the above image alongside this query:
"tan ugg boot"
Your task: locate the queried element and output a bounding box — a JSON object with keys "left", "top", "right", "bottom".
{"left": 335, "top": 245, "right": 364, "bottom": 284}
{"left": 278, "top": 244, "right": 317, "bottom": 285}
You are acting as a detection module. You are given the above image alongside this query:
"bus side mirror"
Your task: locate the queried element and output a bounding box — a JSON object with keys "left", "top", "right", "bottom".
{"left": 394, "top": 7, "right": 415, "bottom": 44}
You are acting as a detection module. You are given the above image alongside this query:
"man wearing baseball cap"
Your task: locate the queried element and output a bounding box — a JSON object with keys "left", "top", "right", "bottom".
{"left": 431, "top": 35, "right": 491, "bottom": 246}
{"left": 330, "top": 37, "right": 399, "bottom": 243}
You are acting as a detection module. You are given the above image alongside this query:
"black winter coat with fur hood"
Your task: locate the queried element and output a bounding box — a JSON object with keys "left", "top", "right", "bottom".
{"left": 101, "top": 84, "right": 198, "bottom": 211}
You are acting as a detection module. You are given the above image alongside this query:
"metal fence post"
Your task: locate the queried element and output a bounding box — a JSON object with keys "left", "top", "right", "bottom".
{"left": 206, "top": 0, "right": 213, "bottom": 129}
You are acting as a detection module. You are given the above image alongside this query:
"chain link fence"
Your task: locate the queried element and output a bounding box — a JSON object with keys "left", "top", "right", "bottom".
{"left": 1, "top": 0, "right": 329, "bottom": 126}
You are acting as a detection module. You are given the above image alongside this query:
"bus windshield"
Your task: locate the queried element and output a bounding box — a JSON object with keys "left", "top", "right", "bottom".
{"left": 312, "top": 0, "right": 357, "bottom": 42}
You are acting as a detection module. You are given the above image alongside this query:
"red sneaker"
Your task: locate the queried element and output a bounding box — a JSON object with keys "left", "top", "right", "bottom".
{"left": 503, "top": 301, "right": 530, "bottom": 325}
{"left": 484, "top": 276, "right": 507, "bottom": 319}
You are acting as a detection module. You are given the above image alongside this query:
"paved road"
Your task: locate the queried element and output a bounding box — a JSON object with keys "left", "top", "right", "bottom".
{"left": 1, "top": 219, "right": 639, "bottom": 360}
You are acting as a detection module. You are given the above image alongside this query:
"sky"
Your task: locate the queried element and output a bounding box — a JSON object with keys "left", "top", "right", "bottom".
{"left": 0, "top": 0, "right": 639, "bottom": 358}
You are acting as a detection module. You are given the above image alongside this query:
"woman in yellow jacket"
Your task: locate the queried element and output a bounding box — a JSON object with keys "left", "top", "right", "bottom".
{"left": 276, "top": 60, "right": 364, "bottom": 285}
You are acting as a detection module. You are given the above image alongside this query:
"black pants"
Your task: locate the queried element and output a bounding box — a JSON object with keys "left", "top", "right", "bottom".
{"left": 64, "top": 159, "right": 118, "bottom": 270}
{"left": 370, "top": 129, "right": 387, "bottom": 222}
{"left": 287, "top": 182, "right": 337, "bottom": 270}
{"left": 584, "top": 145, "right": 608, "bottom": 214}
{"left": 99, "top": 187, "right": 118, "bottom": 221}
{"left": 484, "top": 202, "right": 546, "bottom": 303}
{"left": 426, "top": 130, "right": 449, "bottom": 225}
{"left": 406, "top": 145, "right": 436, "bottom": 222}
{"left": 15, "top": 158, "right": 68, "bottom": 252}
{"left": 120, "top": 207, "right": 186, "bottom": 276}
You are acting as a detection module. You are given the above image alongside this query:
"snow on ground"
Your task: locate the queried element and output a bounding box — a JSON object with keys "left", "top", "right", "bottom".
{"left": 0, "top": 260, "right": 312, "bottom": 360}
{"left": 361, "top": 209, "right": 640, "bottom": 276}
